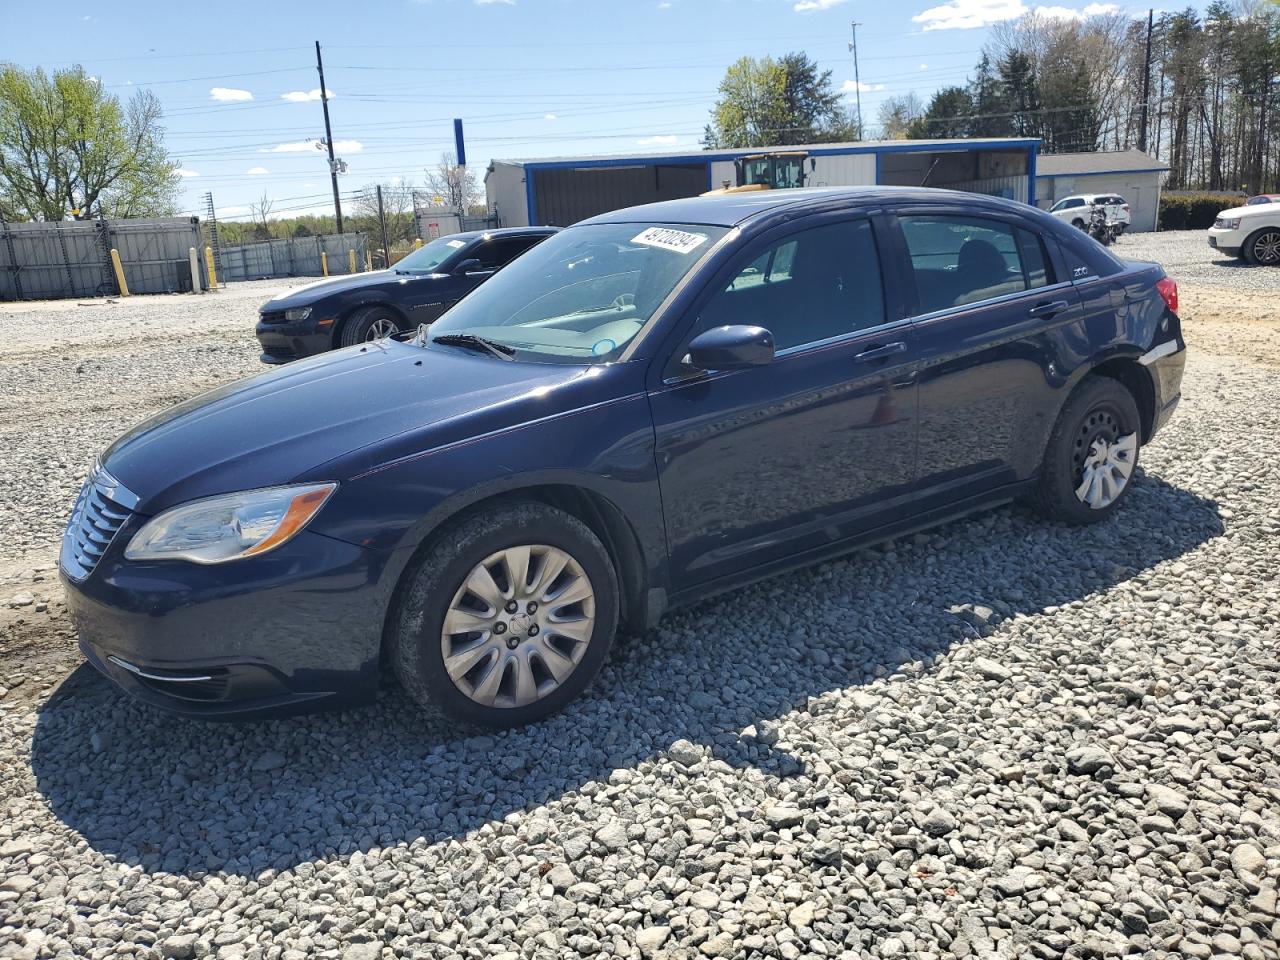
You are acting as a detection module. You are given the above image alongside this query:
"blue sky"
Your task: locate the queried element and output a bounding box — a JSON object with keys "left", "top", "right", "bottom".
{"left": 9, "top": 0, "right": 1140, "bottom": 221}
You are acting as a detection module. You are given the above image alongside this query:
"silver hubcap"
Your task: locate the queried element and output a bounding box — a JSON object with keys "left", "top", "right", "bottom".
{"left": 1254, "top": 233, "right": 1280, "bottom": 263}
{"left": 366, "top": 317, "right": 399, "bottom": 340}
{"left": 441, "top": 545, "right": 595, "bottom": 709}
{"left": 1075, "top": 432, "right": 1137, "bottom": 509}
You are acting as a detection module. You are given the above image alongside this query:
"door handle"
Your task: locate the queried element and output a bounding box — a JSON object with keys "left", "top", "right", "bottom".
{"left": 1028, "top": 299, "right": 1070, "bottom": 319}
{"left": 853, "top": 341, "right": 907, "bottom": 363}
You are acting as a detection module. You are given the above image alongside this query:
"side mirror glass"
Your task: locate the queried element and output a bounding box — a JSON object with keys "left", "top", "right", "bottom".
{"left": 454, "top": 258, "right": 485, "bottom": 275}
{"left": 685, "top": 325, "right": 774, "bottom": 372}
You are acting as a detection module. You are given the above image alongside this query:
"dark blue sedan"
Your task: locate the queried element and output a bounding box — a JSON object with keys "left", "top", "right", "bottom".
{"left": 255, "top": 227, "right": 557, "bottom": 364}
{"left": 61, "top": 187, "right": 1185, "bottom": 727}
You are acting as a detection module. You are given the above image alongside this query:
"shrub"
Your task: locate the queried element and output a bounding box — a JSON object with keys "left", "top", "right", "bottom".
{"left": 1158, "top": 193, "right": 1245, "bottom": 231}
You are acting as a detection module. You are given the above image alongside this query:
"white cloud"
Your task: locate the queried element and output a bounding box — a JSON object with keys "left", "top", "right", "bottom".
{"left": 175, "top": 168, "right": 200, "bottom": 178}
{"left": 912, "top": 0, "right": 1025, "bottom": 30}
{"left": 842, "top": 79, "right": 887, "bottom": 93}
{"left": 281, "top": 88, "right": 334, "bottom": 102}
{"left": 638, "top": 135, "right": 680, "bottom": 146}
{"left": 266, "top": 139, "right": 363, "bottom": 154}
{"left": 795, "top": 0, "right": 849, "bottom": 10}
{"left": 920, "top": 63, "right": 930, "bottom": 70}
{"left": 475, "top": 0, "right": 515, "bottom": 5}
{"left": 658, "top": 1, "right": 672, "bottom": 6}
{"left": 211, "top": 86, "right": 253, "bottom": 102}
{"left": 544, "top": 113, "right": 558, "bottom": 120}
{"left": 1034, "top": 1, "right": 1117, "bottom": 17}
{"left": 247, "top": 166, "right": 269, "bottom": 175}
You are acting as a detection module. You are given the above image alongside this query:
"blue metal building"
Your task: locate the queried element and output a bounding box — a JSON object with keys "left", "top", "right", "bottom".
{"left": 484, "top": 138, "right": 1041, "bottom": 228}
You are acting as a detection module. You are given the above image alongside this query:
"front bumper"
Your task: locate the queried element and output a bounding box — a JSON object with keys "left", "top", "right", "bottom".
{"left": 255, "top": 316, "right": 335, "bottom": 365}
{"left": 62, "top": 528, "right": 392, "bottom": 719}
{"left": 1206, "top": 226, "right": 1245, "bottom": 257}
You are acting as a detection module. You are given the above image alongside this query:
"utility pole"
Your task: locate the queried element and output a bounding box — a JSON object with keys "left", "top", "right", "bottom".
{"left": 1138, "top": 9, "right": 1153, "bottom": 153}
{"left": 848, "top": 21, "right": 863, "bottom": 140}
{"left": 315, "top": 40, "right": 344, "bottom": 234}
{"left": 375, "top": 184, "right": 389, "bottom": 267}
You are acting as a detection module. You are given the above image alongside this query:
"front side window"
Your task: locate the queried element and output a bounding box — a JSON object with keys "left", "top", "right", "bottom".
{"left": 473, "top": 235, "right": 543, "bottom": 270}
{"left": 695, "top": 219, "right": 885, "bottom": 351}
{"left": 429, "top": 222, "right": 729, "bottom": 363}
{"left": 899, "top": 215, "right": 1049, "bottom": 314}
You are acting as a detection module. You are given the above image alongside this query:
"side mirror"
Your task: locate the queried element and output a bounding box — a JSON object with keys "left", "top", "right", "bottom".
{"left": 685, "top": 325, "right": 774, "bottom": 372}
{"left": 454, "top": 258, "right": 485, "bottom": 275}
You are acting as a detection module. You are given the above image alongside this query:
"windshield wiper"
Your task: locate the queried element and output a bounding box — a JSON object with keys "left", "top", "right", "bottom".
{"left": 430, "top": 332, "right": 516, "bottom": 361}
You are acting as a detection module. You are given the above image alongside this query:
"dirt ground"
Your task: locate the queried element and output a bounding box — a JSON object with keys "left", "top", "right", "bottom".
{"left": 0, "top": 276, "right": 1275, "bottom": 713}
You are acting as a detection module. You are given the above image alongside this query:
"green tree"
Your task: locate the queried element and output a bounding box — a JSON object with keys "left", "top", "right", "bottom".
{"left": 0, "top": 64, "right": 179, "bottom": 221}
{"left": 779, "top": 52, "right": 856, "bottom": 141}
{"left": 704, "top": 56, "right": 789, "bottom": 148}
{"left": 907, "top": 86, "right": 974, "bottom": 139}
{"left": 968, "top": 54, "right": 1011, "bottom": 136}
{"left": 876, "top": 93, "right": 923, "bottom": 139}
{"left": 999, "top": 51, "right": 1040, "bottom": 138}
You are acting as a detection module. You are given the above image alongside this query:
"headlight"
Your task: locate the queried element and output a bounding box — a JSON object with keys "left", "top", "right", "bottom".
{"left": 1216, "top": 217, "right": 1241, "bottom": 230}
{"left": 284, "top": 307, "right": 313, "bottom": 322}
{"left": 125, "top": 483, "right": 336, "bottom": 564}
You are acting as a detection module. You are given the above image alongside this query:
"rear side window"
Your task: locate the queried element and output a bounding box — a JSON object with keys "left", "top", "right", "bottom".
{"left": 898, "top": 216, "right": 1049, "bottom": 313}
{"left": 475, "top": 236, "right": 542, "bottom": 269}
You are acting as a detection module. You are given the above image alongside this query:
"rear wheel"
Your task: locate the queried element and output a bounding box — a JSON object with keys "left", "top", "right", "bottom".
{"left": 1244, "top": 228, "right": 1280, "bottom": 266}
{"left": 1033, "top": 377, "right": 1141, "bottom": 525}
{"left": 339, "top": 306, "right": 402, "bottom": 347}
{"left": 389, "top": 502, "right": 619, "bottom": 728}
{"left": 1072, "top": 218, "right": 1087, "bottom": 230}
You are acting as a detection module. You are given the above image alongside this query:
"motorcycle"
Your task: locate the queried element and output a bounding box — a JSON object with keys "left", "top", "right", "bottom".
{"left": 1086, "top": 205, "right": 1120, "bottom": 246}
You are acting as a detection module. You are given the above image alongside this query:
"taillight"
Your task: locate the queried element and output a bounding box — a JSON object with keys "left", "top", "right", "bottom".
{"left": 1156, "top": 277, "right": 1178, "bottom": 313}
{"left": 1123, "top": 204, "right": 1130, "bottom": 212}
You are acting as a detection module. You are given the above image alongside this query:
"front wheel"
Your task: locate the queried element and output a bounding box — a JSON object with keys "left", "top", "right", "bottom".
{"left": 1032, "top": 377, "right": 1141, "bottom": 525}
{"left": 1244, "top": 228, "right": 1280, "bottom": 266}
{"left": 389, "top": 502, "right": 619, "bottom": 727}
{"left": 340, "top": 306, "right": 402, "bottom": 347}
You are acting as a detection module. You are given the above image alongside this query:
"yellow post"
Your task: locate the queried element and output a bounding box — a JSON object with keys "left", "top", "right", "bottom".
{"left": 413, "top": 238, "right": 423, "bottom": 249}
{"left": 321, "top": 251, "right": 329, "bottom": 277}
{"left": 365, "top": 251, "right": 373, "bottom": 272}
{"left": 348, "top": 249, "right": 357, "bottom": 274}
{"left": 204, "top": 246, "right": 218, "bottom": 289}
{"left": 109, "top": 248, "right": 130, "bottom": 297}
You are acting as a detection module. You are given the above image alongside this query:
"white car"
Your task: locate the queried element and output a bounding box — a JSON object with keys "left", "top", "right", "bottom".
{"left": 1048, "top": 194, "right": 1132, "bottom": 232}
{"left": 1207, "top": 203, "right": 1280, "bottom": 264}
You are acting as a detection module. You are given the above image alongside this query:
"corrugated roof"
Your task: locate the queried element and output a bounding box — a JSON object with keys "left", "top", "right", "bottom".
{"left": 1036, "top": 149, "right": 1169, "bottom": 176}
{"left": 490, "top": 138, "right": 1040, "bottom": 168}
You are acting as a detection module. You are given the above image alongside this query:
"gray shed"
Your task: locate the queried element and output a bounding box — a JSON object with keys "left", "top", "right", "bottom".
{"left": 1035, "top": 150, "right": 1169, "bottom": 232}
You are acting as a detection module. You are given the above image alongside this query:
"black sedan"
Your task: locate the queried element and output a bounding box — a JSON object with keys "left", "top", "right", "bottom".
{"left": 62, "top": 187, "right": 1184, "bottom": 727}
{"left": 254, "top": 226, "right": 557, "bottom": 363}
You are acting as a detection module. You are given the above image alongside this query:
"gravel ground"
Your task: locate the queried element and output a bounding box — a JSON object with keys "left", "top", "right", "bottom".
{"left": 1, "top": 270, "right": 1279, "bottom": 960}
{"left": 1113, "top": 229, "right": 1280, "bottom": 292}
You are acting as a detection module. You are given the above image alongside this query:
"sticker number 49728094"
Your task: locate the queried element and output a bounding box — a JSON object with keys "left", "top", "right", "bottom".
{"left": 632, "top": 227, "right": 709, "bottom": 254}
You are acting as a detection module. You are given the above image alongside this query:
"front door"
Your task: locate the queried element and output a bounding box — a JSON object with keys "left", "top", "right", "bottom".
{"left": 648, "top": 214, "right": 919, "bottom": 590}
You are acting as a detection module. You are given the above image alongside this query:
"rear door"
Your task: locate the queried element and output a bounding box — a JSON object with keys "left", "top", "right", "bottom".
{"left": 892, "top": 208, "right": 1084, "bottom": 508}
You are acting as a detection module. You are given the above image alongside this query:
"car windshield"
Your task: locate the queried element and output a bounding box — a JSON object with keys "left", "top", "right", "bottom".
{"left": 395, "top": 235, "right": 472, "bottom": 274}
{"left": 428, "top": 222, "right": 729, "bottom": 363}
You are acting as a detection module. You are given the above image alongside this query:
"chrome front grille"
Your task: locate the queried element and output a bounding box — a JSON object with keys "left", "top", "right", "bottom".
{"left": 61, "top": 463, "right": 139, "bottom": 580}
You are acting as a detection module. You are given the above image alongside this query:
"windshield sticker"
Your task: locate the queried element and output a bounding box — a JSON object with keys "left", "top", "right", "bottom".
{"left": 631, "top": 227, "right": 708, "bottom": 255}
{"left": 446, "top": 239, "right": 466, "bottom": 248}
{"left": 591, "top": 338, "right": 617, "bottom": 356}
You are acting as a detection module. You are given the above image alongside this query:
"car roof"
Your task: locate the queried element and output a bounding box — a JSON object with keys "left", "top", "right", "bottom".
{"left": 443, "top": 226, "right": 559, "bottom": 241}
{"left": 578, "top": 186, "right": 1035, "bottom": 228}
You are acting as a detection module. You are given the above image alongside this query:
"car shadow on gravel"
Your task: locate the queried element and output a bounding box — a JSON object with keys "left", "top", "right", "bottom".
{"left": 29, "top": 471, "right": 1223, "bottom": 878}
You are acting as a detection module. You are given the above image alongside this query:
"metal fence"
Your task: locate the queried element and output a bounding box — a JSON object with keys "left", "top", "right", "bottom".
{"left": 219, "top": 233, "right": 368, "bottom": 282}
{"left": 0, "top": 217, "right": 206, "bottom": 301}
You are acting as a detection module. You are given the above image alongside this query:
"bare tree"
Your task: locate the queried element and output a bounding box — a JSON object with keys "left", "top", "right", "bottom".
{"left": 876, "top": 93, "right": 924, "bottom": 139}
{"left": 249, "top": 191, "right": 274, "bottom": 240}
{"left": 424, "top": 153, "right": 481, "bottom": 214}
{"left": 353, "top": 180, "right": 417, "bottom": 245}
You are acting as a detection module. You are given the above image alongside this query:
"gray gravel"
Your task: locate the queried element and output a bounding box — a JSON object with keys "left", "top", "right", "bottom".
{"left": 1115, "top": 228, "right": 1280, "bottom": 292}
{"left": 2, "top": 283, "right": 1280, "bottom": 960}
{"left": 0, "top": 280, "right": 310, "bottom": 566}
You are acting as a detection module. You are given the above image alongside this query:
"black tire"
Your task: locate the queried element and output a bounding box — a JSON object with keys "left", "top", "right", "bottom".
{"left": 1071, "top": 218, "right": 1087, "bottom": 230}
{"left": 339, "top": 305, "right": 402, "bottom": 347}
{"left": 388, "top": 502, "right": 619, "bottom": 728}
{"left": 1242, "top": 227, "right": 1280, "bottom": 266}
{"left": 1032, "top": 376, "right": 1141, "bottom": 525}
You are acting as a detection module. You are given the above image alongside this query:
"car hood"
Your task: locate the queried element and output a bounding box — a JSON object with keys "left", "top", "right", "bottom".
{"left": 101, "top": 341, "right": 608, "bottom": 513}
{"left": 261, "top": 270, "right": 445, "bottom": 307}
{"left": 1218, "top": 204, "right": 1275, "bottom": 220}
